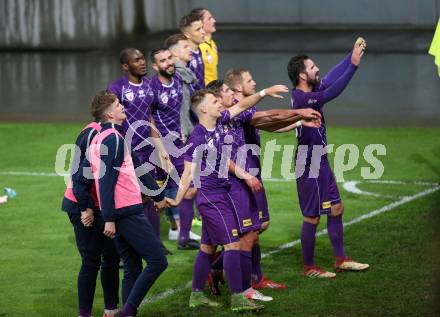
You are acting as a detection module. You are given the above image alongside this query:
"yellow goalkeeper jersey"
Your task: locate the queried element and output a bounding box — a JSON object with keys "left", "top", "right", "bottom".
{"left": 199, "top": 38, "right": 218, "bottom": 85}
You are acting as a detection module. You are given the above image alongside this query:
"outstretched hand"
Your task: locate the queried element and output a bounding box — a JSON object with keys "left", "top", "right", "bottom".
{"left": 352, "top": 37, "right": 367, "bottom": 66}
{"left": 293, "top": 108, "right": 322, "bottom": 120}
{"left": 265, "top": 85, "right": 289, "bottom": 99}
{"left": 295, "top": 108, "right": 322, "bottom": 128}
{"left": 302, "top": 119, "right": 321, "bottom": 128}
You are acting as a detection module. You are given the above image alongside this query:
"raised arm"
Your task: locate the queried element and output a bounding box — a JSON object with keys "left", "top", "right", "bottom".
{"left": 250, "top": 108, "right": 321, "bottom": 132}
{"left": 321, "top": 37, "right": 367, "bottom": 89}
{"left": 295, "top": 63, "right": 358, "bottom": 110}
{"left": 227, "top": 85, "right": 289, "bottom": 119}
{"left": 320, "top": 53, "right": 352, "bottom": 89}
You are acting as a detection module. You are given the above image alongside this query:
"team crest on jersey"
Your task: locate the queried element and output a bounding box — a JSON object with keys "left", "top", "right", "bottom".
{"left": 160, "top": 92, "right": 169, "bottom": 104}
{"left": 124, "top": 89, "right": 134, "bottom": 102}
{"left": 190, "top": 59, "right": 198, "bottom": 68}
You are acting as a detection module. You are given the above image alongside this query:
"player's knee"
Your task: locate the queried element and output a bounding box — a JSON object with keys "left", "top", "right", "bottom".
{"left": 200, "top": 243, "right": 215, "bottom": 254}
{"left": 184, "top": 187, "right": 197, "bottom": 200}
{"left": 331, "top": 202, "right": 344, "bottom": 216}
{"left": 240, "top": 232, "right": 257, "bottom": 251}
{"left": 304, "top": 216, "right": 320, "bottom": 225}
{"left": 224, "top": 241, "right": 241, "bottom": 251}
{"left": 260, "top": 221, "right": 270, "bottom": 232}
{"left": 152, "top": 255, "right": 168, "bottom": 274}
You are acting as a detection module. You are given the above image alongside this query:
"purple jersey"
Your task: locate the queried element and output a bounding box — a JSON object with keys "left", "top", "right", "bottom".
{"left": 291, "top": 55, "right": 357, "bottom": 165}
{"left": 107, "top": 76, "right": 155, "bottom": 154}
{"left": 150, "top": 74, "right": 184, "bottom": 139}
{"left": 188, "top": 48, "right": 205, "bottom": 91}
{"left": 241, "top": 106, "right": 261, "bottom": 171}
{"left": 184, "top": 111, "right": 231, "bottom": 192}
{"left": 221, "top": 109, "right": 254, "bottom": 163}
{"left": 150, "top": 74, "right": 187, "bottom": 187}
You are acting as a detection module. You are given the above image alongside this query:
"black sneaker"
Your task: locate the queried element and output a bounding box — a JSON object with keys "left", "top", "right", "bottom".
{"left": 177, "top": 239, "right": 200, "bottom": 250}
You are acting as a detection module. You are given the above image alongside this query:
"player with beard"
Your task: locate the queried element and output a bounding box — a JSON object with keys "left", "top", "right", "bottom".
{"left": 107, "top": 48, "right": 171, "bottom": 255}
{"left": 179, "top": 12, "right": 206, "bottom": 91}
{"left": 225, "top": 69, "right": 288, "bottom": 290}
{"left": 149, "top": 48, "right": 201, "bottom": 250}
{"left": 191, "top": 8, "right": 219, "bottom": 85}
{"left": 287, "top": 39, "right": 369, "bottom": 278}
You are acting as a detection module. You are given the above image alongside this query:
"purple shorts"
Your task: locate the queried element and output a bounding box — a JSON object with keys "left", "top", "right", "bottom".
{"left": 253, "top": 175, "right": 270, "bottom": 223}
{"left": 196, "top": 190, "right": 240, "bottom": 246}
{"left": 229, "top": 177, "right": 261, "bottom": 234}
{"left": 296, "top": 163, "right": 341, "bottom": 217}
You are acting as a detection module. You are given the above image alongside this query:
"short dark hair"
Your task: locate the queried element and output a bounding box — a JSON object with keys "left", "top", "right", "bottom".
{"left": 287, "top": 54, "right": 309, "bottom": 86}
{"left": 179, "top": 12, "right": 202, "bottom": 31}
{"left": 190, "top": 8, "right": 206, "bottom": 20}
{"left": 91, "top": 90, "right": 117, "bottom": 121}
{"left": 119, "top": 48, "right": 139, "bottom": 65}
{"left": 149, "top": 47, "right": 168, "bottom": 64}
{"left": 164, "top": 33, "right": 188, "bottom": 49}
{"left": 206, "top": 80, "right": 224, "bottom": 95}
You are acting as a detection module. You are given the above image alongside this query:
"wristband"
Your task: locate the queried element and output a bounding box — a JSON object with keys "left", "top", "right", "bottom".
{"left": 295, "top": 120, "right": 303, "bottom": 128}
{"left": 259, "top": 89, "right": 266, "bottom": 97}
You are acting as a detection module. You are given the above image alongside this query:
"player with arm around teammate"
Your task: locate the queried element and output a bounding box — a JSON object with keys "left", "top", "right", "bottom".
{"left": 166, "top": 84, "right": 288, "bottom": 312}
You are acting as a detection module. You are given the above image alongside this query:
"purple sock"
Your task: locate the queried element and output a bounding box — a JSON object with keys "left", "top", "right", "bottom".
{"left": 79, "top": 308, "right": 91, "bottom": 317}
{"left": 240, "top": 251, "right": 252, "bottom": 290}
{"left": 179, "top": 198, "right": 194, "bottom": 245}
{"left": 192, "top": 251, "right": 212, "bottom": 291}
{"left": 121, "top": 302, "right": 136, "bottom": 316}
{"left": 301, "top": 221, "right": 317, "bottom": 266}
{"left": 143, "top": 201, "right": 160, "bottom": 237}
{"left": 327, "top": 215, "right": 345, "bottom": 257}
{"left": 223, "top": 250, "right": 243, "bottom": 294}
{"left": 211, "top": 251, "right": 224, "bottom": 270}
{"left": 251, "top": 244, "right": 263, "bottom": 283}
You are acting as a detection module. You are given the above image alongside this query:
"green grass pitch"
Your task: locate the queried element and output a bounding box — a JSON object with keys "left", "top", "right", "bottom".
{"left": 0, "top": 123, "right": 439, "bottom": 317}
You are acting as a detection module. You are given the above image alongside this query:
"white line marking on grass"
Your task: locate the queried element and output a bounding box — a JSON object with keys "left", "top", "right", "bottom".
{"left": 343, "top": 181, "right": 401, "bottom": 199}
{"left": 263, "top": 185, "right": 439, "bottom": 259}
{"left": 140, "top": 183, "right": 440, "bottom": 306}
